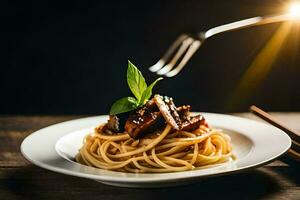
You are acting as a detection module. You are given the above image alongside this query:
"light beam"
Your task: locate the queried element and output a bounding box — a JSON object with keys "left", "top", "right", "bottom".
{"left": 229, "top": 22, "right": 293, "bottom": 108}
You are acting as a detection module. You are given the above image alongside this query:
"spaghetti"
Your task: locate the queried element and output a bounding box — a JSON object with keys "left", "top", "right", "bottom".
{"left": 76, "top": 124, "right": 235, "bottom": 173}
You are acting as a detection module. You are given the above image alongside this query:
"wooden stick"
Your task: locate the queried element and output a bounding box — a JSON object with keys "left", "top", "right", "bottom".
{"left": 288, "top": 149, "right": 300, "bottom": 162}
{"left": 250, "top": 105, "right": 300, "bottom": 144}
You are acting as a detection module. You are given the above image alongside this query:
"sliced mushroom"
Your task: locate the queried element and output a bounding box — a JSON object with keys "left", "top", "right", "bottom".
{"left": 124, "top": 103, "right": 164, "bottom": 139}
{"left": 164, "top": 96, "right": 182, "bottom": 128}
{"left": 181, "top": 115, "right": 205, "bottom": 131}
{"left": 177, "top": 105, "right": 191, "bottom": 121}
{"left": 106, "top": 115, "right": 120, "bottom": 132}
{"left": 153, "top": 95, "right": 180, "bottom": 130}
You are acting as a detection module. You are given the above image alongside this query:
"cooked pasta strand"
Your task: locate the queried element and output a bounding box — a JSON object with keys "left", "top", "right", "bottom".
{"left": 76, "top": 124, "right": 235, "bottom": 173}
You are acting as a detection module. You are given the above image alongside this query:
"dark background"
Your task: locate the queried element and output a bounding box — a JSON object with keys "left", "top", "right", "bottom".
{"left": 1, "top": 0, "right": 299, "bottom": 115}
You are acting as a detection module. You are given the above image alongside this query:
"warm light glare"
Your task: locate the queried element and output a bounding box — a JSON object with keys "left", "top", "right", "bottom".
{"left": 228, "top": 22, "right": 293, "bottom": 109}
{"left": 289, "top": 2, "right": 300, "bottom": 18}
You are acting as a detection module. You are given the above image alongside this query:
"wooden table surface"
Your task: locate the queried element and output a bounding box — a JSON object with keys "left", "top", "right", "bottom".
{"left": 0, "top": 114, "right": 299, "bottom": 200}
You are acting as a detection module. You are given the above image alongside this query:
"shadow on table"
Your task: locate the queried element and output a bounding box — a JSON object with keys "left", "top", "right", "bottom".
{"left": 2, "top": 164, "right": 286, "bottom": 200}
{"left": 275, "top": 156, "right": 300, "bottom": 185}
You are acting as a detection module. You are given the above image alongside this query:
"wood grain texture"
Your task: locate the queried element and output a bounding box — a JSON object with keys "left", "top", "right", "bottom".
{"left": 0, "top": 114, "right": 299, "bottom": 200}
{"left": 0, "top": 116, "right": 84, "bottom": 167}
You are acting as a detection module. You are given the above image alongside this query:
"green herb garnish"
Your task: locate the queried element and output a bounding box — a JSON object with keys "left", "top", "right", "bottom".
{"left": 110, "top": 60, "right": 163, "bottom": 115}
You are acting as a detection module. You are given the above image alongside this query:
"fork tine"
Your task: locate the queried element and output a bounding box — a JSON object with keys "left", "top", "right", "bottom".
{"left": 149, "top": 34, "right": 189, "bottom": 72}
{"left": 157, "top": 37, "right": 194, "bottom": 75}
{"left": 165, "top": 40, "right": 201, "bottom": 77}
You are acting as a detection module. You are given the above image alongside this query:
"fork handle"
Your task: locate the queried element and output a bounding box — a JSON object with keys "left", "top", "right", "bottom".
{"left": 201, "top": 14, "right": 291, "bottom": 39}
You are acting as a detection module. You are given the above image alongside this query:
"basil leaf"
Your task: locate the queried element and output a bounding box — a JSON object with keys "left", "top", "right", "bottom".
{"left": 139, "top": 77, "right": 163, "bottom": 105}
{"left": 127, "top": 60, "right": 147, "bottom": 101}
{"left": 109, "top": 97, "right": 138, "bottom": 115}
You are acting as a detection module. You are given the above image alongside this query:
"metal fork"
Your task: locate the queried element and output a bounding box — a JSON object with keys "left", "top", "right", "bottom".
{"left": 149, "top": 14, "right": 292, "bottom": 77}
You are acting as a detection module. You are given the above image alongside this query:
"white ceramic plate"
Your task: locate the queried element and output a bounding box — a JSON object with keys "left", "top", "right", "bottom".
{"left": 21, "top": 113, "right": 291, "bottom": 188}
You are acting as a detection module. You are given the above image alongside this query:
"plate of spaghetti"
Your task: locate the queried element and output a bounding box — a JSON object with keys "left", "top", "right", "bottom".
{"left": 21, "top": 61, "right": 291, "bottom": 187}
